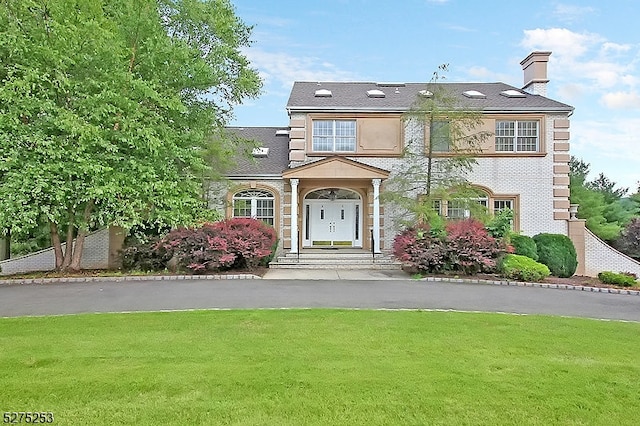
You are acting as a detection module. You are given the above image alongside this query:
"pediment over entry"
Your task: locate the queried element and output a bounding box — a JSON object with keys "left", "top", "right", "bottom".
{"left": 282, "top": 156, "right": 389, "bottom": 180}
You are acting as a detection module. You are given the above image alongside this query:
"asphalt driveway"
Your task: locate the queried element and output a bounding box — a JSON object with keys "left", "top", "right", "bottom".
{"left": 1, "top": 276, "right": 639, "bottom": 321}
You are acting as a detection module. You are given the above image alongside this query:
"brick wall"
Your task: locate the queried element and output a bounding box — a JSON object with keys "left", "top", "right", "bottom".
{"left": 584, "top": 228, "right": 640, "bottom": 277}
{"left": 0, "top": 228, "right": 111, "bottom": 276}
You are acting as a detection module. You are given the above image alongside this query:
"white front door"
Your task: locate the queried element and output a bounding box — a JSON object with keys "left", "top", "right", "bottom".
{"left": 304, "top": 200, "right": 361, "bottom": 247}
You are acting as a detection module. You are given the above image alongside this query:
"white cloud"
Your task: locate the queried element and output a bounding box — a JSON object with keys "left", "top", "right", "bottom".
{"left": 464, "top": 66, "right": 513, "bottom": 83}
{"left": 602, "top": 42, "right": 632, "bottom": 54}
{"left": 520, "top": 28, "right": 639, "bottom": 108}
{"left": 571, "top": 118, "right": 640, "bottom": 189}
{"left": 243, "top": 49, "right": 360, "bottom": 94}
{"left": 521, "top": 28, "right": 602, "bottom": 60}
{"left": 552, "top": 4, "right": 596, "bottom": 23}
{"left": 601, "top": 91, "right": 640, "bottom": 109}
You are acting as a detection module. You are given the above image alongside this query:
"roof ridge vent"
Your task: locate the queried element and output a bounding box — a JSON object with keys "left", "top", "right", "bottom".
{"left": 252, "top": 147, "right": 269, "bottom": 157}
{"left": 367, "top": 89, "right": 386, "bottom": 98}
{"left": 314, "top": 88, "right": 332, "bottom": 97}
{"left": 377, "top": 82, "right": 406, "bottom": 87}
{"left": 463, "top": 90, "right": 486, "bottom": 99}
{"left": 500, "top": 89, "right": 526, "bottom": 98}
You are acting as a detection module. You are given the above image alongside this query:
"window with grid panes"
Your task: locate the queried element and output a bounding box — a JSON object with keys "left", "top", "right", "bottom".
{"left": 312, "top": 120, "right": 356, "bottom": 152}
{"left": 430, "top": 120, "right": 450, "bottom": 152}
{"left": 495, "top": 120, "right": 538, "bottom": 152}
{"left": 232, "top": 189, "right": 275, "bottom": 226}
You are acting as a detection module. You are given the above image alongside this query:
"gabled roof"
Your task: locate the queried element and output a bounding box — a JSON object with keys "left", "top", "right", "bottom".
{"left": 283, "top": 156, "right": 389, "bottom": 180}
{"left": 287, "top": 82, "right": 573, "bottom": 113}
{"left": 225, "top": 127, "right": 290, "bottom": 177}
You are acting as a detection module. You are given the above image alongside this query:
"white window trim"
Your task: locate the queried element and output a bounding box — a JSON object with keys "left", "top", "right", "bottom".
{"left": 312, "top": 119, "right": 357, "bottom": 152}
{"left": 232, "top": 189, "right": 275, "bottom": 225}
{"left": 495, "top": 120, "right": 539, "bottom": 152}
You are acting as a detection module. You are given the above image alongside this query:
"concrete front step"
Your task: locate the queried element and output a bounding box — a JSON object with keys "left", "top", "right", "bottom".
{"left": 269, "top": 262, "right": 403, "bottom": 270}
{"left": 270, "top": 252, "right": 403, "bottom": 270}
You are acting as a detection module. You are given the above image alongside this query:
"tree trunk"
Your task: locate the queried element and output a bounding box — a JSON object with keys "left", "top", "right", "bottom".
{"left": 1, "top": 228, "right": 10, "bottom": 260}
{"left": 68, "top": 200, "right": 95, "bottom": 272}
{"left": 61, "top": 222, "right": 75, "bottom": 270}
{"left": 49, "top": 222, "right": 64, "bottom": 269}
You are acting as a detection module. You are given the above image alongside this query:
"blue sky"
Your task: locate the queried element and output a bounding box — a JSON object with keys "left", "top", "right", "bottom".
{"left": 230, "top": 0, "right": 640, "bottom": 192}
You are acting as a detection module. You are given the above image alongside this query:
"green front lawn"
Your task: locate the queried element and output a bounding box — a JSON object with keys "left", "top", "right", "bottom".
{"left": 1, "top": 310, "right": 639, "bottom": 425}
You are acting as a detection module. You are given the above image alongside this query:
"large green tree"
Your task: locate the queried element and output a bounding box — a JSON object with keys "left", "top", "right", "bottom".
{"left": 0, "top": 0, "right": 261, "bottom": 270}
{"left": 569, "top": 157, "right": 635, "bottom": 241}
{"left": 383, "top": 65, "right": 491, "bottom": 224}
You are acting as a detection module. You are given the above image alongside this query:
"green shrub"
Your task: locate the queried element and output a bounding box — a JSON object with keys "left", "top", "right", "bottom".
{"left": 597, "top": 271, "right": 638, "bottom": 287}
{"left": 499, "top": 254, "right": 550, "bottom": 282}
{"left": 509, "top": 234, "right": 538, "bottom": 261}
{"left": 533, "top": 233, "right": 577, "bottom": 278}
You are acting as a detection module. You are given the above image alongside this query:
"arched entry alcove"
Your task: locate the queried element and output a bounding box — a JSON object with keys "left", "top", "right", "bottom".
{"left": 302, "top": 188, "right": 362, "bottom": 248}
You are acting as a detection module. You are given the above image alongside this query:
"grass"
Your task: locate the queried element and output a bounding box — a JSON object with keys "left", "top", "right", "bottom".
{"left": 1, "top": 310, "right": 639, "bottom": 425}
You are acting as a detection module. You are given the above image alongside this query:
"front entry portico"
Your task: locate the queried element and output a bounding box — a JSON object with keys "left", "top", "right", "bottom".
{"left": 303, "top": 189, "right": 362, "bottom": 248}
{"left": 282, "top": 157, "right": 389, "bottom": 254}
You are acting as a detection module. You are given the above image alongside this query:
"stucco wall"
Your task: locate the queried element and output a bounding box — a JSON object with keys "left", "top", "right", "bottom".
{"left": 0, "top": 228, "right": 110, "bottom": 276}
{"left": 584, "top": 228, "right": 640, "bottom": 277}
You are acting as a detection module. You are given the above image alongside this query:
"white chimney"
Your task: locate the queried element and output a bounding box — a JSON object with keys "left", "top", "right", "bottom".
{"left": 520, "top": 51, "right": 551, "bottom": 96}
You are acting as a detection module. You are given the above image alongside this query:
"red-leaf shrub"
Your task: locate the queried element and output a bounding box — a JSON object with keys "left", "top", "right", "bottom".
{"left": 209, "top": 218, "right": 277, "bottom": 269}
{"left": 445, "top": 219, "right": 502, "bottom": 274}
{"left": 393, "top": 219, "right": 505, "bottom": 275}
{"left": 123, "top": 218, "right": 277, "bottom": 274}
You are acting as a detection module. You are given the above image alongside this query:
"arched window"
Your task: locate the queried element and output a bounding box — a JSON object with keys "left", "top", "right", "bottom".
{"left": 232, "top": 189, "right": 275, "bottom": 226}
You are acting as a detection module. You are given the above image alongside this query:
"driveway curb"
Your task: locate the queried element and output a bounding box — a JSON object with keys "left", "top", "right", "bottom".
{"left": 0, "top": 272, "right": 638, "bottom": 296}
{"left": 421, "top": 276, "right": 640, "bottom": 296}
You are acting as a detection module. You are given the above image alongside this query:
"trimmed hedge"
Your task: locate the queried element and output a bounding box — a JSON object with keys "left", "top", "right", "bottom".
{"left": 499, "top": 254, "right": 550, "bottom": 282}
{"left": 509, "top": 234, "right": 538, "bottom": 261}
{"left": 533, "top": 233, "right": 577, "bottom": 278}
{"left": 597, "top": 271, "right": 638, "bottom": 287}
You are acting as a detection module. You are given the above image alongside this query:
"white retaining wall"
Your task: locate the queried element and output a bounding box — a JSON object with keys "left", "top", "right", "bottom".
{"left": 584, "top": 228, "right": 640, "bottom": 277}
{"left": 0, "top": 229, "right": 110, "bottom": 276}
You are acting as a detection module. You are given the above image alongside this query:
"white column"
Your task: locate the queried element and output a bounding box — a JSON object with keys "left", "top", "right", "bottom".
{"left": 290, "top": 178, "right": 299, "bottom": 254}
{"left": 372, "top": 179, "right": 381, "bottom": 254}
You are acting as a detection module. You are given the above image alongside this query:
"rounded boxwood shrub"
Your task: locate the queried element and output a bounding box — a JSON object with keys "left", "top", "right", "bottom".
{"left": 509, "top": 234, "right": 538, "bottom": 261}
{"left": 499, "top": 254, "right": 550, "bottom": 282}
{"left": 597, "top": 271, "right": 638, "bottom": 287}
{"left": 532, "top": 233, "right": 577, "bottom": 278}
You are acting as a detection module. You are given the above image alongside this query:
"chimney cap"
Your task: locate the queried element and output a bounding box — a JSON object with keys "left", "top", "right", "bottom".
{"left": 521, "top": 51, "right": 551, "bottom": 96}
{"left": 520, "top": 51, "right": 551, "bottom": 67}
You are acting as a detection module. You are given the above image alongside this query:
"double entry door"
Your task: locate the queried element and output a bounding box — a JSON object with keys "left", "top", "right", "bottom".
{"left": 303, "top": 200, "right": 361, "bottom": 248}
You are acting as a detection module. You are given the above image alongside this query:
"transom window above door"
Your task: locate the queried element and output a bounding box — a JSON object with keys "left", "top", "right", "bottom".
{"left": 312, "top": 120, "right": 356, "bottom": 152}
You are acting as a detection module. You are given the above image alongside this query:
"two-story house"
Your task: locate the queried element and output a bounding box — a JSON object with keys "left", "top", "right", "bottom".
{"left": 224, "top": 51, "right": 575, "bottom": 255}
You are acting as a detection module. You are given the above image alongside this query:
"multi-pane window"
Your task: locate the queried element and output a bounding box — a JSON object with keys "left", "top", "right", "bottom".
{"left": 312, "top": 120, "right": 356, "bottom": 152}
{"left": 430, "top": 120, "right": 450, "bottom": 152}
{"left": 494, "top": 199, "right": 513, "bottom": 212}
{"left": 495, "top": 120, "right": 538, "bottom": 152}
{"left": 232, "top": 189, "right": 275, "bottom": 226}
{"left": 446, "top": 197, "right": 488, "bottom": 219}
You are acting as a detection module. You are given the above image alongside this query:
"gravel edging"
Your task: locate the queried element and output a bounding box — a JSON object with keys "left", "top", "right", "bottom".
{"left": 0, "top": 274, "right": 261, "bottom": 286}
{"left": 420, "top": 276, "right": 640, "bottom": 296}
